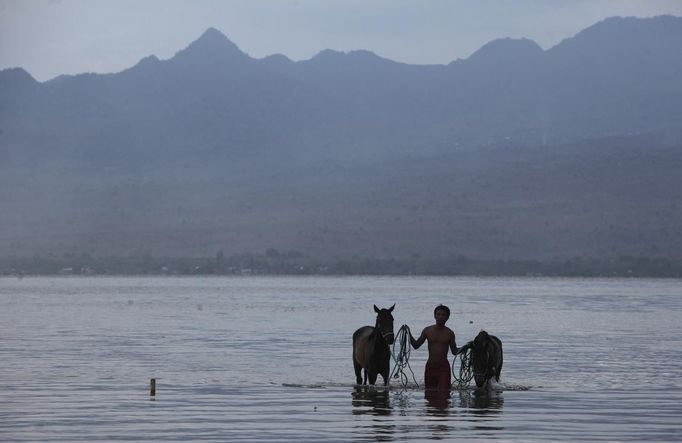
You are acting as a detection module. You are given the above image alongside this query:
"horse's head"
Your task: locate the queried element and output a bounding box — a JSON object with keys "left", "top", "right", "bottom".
{"left": 373, "top": 304, "right": 395, "bottom": 345}
{"left": 472, "top": 330, "right": 493, "bottom": 387}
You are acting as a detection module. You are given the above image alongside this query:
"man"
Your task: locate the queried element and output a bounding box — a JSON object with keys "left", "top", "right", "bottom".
{"left": 406, "top": 304, "right": 458, "bottom": 391}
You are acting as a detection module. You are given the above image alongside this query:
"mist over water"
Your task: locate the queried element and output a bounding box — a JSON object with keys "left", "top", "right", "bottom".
{"left": 1, "top": 276, "right": 681, "bottom": 441}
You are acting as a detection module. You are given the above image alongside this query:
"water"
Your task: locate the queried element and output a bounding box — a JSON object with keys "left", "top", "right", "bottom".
{"left": 1, "top": 276, "right": 681, "bottom": 441}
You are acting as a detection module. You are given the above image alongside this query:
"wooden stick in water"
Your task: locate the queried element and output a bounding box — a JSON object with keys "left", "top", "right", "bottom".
{"left": 150, "top": 378, "right": 156, "bottom": 397}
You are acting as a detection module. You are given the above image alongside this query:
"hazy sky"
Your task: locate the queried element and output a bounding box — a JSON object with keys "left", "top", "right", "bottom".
{"left": 1, "top": 0, "right": 681, "bottom": 81}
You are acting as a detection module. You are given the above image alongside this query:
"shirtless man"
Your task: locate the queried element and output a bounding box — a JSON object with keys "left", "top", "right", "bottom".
{"left": 405, "top": 305, "right": 458, "bottom": 391}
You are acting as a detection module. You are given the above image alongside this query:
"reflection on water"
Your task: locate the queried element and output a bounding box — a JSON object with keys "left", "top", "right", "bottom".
{"left": 352, "top": 387, "right": 396, "bottom": 441}
{"left": 350, "top": 385, "right": 506, "bottom": 440}
{"left": 352, "top": 386, "right": 392, "bottom": 415}
{"left": 458, "top": 389, "right": 505, "bottom": 432}
{"left": 457, "top": 388, "right": 505, "bottom": 413}
{"left": 423, "top": 389, "right": 455, "bottom": 439}
{"left": 425, "top": 387, "right": 452, "bottom": 411}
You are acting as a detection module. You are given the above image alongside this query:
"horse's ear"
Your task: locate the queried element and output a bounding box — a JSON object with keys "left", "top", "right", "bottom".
{"left": 374, "top": 304, "right": 380, "bottom": 313}
{"left": 388, "top": 303, "right": 395, "bottom": 313}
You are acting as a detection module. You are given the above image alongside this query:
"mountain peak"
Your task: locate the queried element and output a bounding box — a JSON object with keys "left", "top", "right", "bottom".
{"left": 582, "top": 14, "right": 682, "bottom": 34}
{"left": 455, "top": 37, "right": 543, "bottom": 69}
{"left": 550, "top": 15, "right": 682, "bottom": 55}
{"left": 307, "top": 48, "right": 397, "bottom": 69}
{"left": 173, "top": 27, "right": 249, "bottom": 62}
{"left": 467, "top": 38, "right": 543, "bottom": 62}
{"left": 198, "top": 27, "right": 231, "bottom": 43}
{"left": 0, "top": 67, "right": 38, "bottom": 86}
{"left": 547, "top": 15, "right": 682, "bottom": 62}
{"left": 310, "top": 49, "right": 345, "bottom": 61}
{"left": 135, "top": 54, "right": 160, "bottom": 67}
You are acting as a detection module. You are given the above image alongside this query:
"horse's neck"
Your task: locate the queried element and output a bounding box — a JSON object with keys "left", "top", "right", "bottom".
{"left": 370, "top": 324, "right": 387, "bottom": 348}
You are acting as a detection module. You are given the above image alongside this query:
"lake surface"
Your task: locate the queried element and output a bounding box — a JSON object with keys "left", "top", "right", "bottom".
{"left": 1, "top": 276, "right": 681, "bottom": 441}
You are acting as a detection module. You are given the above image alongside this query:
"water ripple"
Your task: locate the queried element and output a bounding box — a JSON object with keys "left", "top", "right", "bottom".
{"left": 1, "top": 276, "right": 681, "bottom": 441}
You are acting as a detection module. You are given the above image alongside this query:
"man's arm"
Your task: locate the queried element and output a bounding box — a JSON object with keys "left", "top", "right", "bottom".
{"left": 449, "top": 331, "right": 458, "bottom": 355}
{"left": 410, "top": 327, "right": 427, "bottom": 349}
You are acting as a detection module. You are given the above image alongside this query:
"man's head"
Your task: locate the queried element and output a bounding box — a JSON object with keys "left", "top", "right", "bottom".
{"left": 434, "top": 304, "right": 450, "bottom": 325}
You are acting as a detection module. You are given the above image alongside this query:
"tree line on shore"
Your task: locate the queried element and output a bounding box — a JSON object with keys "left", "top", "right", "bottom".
{"left": 1, "top": 252, "right": 681, "bottom": 278}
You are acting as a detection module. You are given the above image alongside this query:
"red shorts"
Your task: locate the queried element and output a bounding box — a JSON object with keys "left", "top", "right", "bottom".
{"left": 424, "top": 360, "right": 451, "bottom": 390}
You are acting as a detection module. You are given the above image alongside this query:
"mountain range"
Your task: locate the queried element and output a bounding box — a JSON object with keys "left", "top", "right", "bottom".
{"left": 1, "top": 15, "right": 681, "bottom": 263}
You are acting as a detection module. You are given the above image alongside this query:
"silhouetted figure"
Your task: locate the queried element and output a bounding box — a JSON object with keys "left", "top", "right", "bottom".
{"left": 404, "top": 305, "right": 458, "bottom": 400}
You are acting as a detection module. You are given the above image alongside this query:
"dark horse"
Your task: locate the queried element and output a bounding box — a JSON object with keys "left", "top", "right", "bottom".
{"left": 352, "top": 304, "right": 395, "bottom": 385}
{"left": 471, "top": 330, "right": 503, "bottom": 388}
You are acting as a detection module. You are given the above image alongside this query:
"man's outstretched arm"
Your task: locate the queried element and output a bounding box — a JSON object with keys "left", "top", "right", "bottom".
{"left": 410, "top": 328, "right": 427, "bottom": 349}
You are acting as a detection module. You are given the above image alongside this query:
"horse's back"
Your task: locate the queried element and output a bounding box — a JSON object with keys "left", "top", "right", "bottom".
{"left": 353, "top": 326, "right": 374, "bottom": 365}
{"left": 353, "top": 326, "right": 374, "bottom": 342}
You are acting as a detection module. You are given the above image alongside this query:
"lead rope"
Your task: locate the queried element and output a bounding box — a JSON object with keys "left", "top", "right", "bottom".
{"left": 390, "top": 325, "right": 418, "bottom": 388}
{"left": 452, "top": 341, "right": 474, "bottom": 387}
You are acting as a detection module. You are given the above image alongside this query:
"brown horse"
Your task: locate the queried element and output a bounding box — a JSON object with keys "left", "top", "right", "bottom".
{"left": 352, "top": 304, "right": 395, "bottom": 385}
{"left": 471, "top": 330, "right": 503, "bottom": 388}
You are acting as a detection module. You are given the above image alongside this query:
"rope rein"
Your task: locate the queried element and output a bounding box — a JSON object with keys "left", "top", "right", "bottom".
{"left": 452, "top": 341, "right": 474, "bottom": 387}
{"left": 389, "top": 325, "right": 419, "bottom": 388}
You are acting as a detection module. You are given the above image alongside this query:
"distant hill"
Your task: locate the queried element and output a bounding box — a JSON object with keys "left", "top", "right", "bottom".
{"left": 1, "top": 16, "right": 681, "bottom": 263}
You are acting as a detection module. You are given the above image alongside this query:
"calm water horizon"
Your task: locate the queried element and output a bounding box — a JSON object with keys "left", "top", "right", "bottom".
{"left": 1, "top": 276, "right": 681, "bottom": 441}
